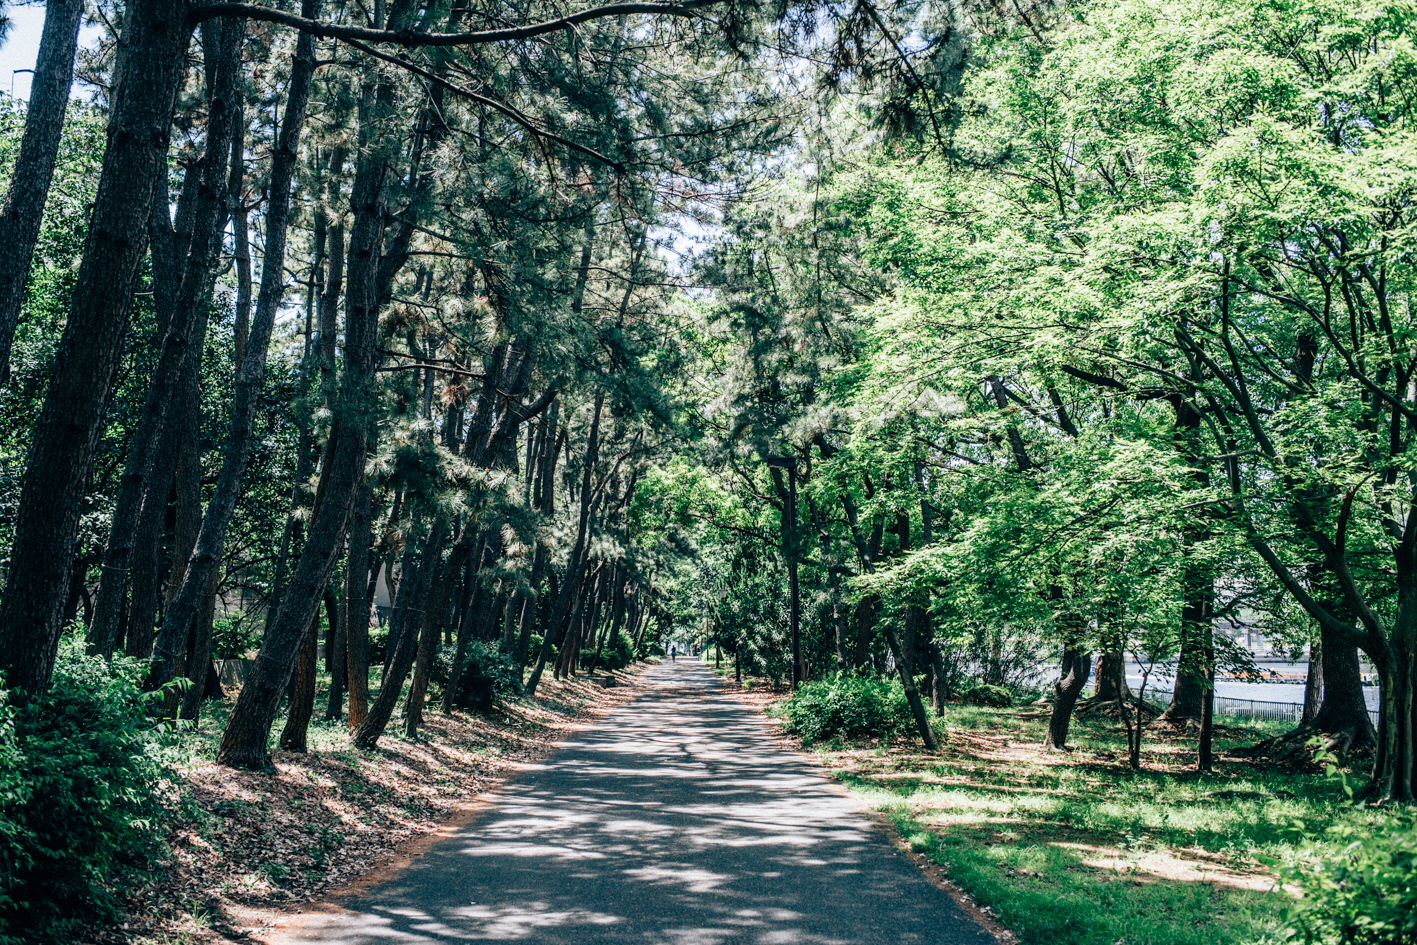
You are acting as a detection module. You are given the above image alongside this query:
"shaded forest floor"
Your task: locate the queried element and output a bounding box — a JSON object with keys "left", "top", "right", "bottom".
{"left": 734, "top": 682, "right": 1406, "bottom": 945}
{"left": 103, "top": 664, "right": 652, "bottom": 945}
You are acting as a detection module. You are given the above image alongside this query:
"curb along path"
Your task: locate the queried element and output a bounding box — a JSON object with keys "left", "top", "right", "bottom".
{"left": 269, "top": 660, "right": 997, "bottom": 944}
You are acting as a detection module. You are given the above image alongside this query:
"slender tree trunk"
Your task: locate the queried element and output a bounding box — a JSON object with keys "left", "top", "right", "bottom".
{"left": 178, "top": 567, "right": 221, "bottom": 720}
{"left": 404, "top": 538, "right": 460, "bottom": 734}
{"left": 353, "top": 522, "right": 446, "bottom": 749}
{"left": 148, "top": 5, "right": 317, "bottom": 691}
{"left": 89, "top": 19, "right": 239, "bottom": 659}
{"left": 229, "top": 118, "right": 251, "bottom": 368}
{"left": 525, "top": 392, "right": 604, "bottom": 697}
{"left": 345, "top": 476, "right": 374, "bottom": 729}
{"left": 124, "top": 476, "right": 169, "bottom": 658}
{"left": 1303, "top": 636, "right": 1322, "bottom": 724}
{"left": 324, "top": 586, "right": 346, "bottom": 720}
{"left": 278, "top": 610, "right": 320, "bottom": 752}
{"left": 0, "top": 0, "right": 193, "bottom": 696}
{"left": 882, "top": 616, "right": 937, "bottom": 750}
{"left": 0, "top": 0, "right": 86, "bottom": 383}
{"left": 215, "top": 61, "right": 391, "bottom": 769}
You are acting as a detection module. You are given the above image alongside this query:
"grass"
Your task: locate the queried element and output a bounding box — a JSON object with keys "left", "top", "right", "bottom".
{"left": 793, "top": 702, "right": 1395, "bottom": 945}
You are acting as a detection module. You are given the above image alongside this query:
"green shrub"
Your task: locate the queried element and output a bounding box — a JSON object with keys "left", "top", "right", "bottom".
{"left": 959, "top": 684, "right": 1014, "bottom": 708}
{"left": 210, "top": 611, "right": 260, "bottom": 659}
{"left": 523, "top": 633, "right": 556, "bottom": 667}
{"left": 583, "top": 631, "right": 635, "bottom": 672}
{"left": 438, "top": 641, "right": 521, "bottom": 713}
{"left": 1282, "top": 818, "right": 1417, "bottom": 944}
{"left": 778, "top": 674, "right": 915, "bottom": 746}
{"left": 0, "top": 641, "right": 168, "bottom": 943}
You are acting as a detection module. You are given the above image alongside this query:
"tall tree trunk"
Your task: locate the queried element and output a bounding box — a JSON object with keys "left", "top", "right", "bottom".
{"left": 405, "top": 538, "right": 462, "bottom": 734}
{"left": 0, "top": 0, "right": 86, "bottom": 383}
{"left": 1303, "top": 636, "right": 1322, "bottom": 724}
{"left": 324, "top": 586, "right": 346, "bottom": 721}
{"left": 148, "top": 4, "right": 318, "bottom": 692}
{"left": 353, "top": 522, "right": 447, "bottom": 749}
{"left": 525, "top": 392, "right": 604, "bottom": 697}
{"left": 0, "top": 0, "right": 192, "bottom": 696}
{"left": 215, "top": 61, "right": 392, "bottom": 769}
{"left": 882, "top": 615, "right": 938, "bottom": 750}
{"left": 124, "top": 475, "right": 169, "bottom": 658}
{"left": 229, "top": 121, "right": 252, "bottom": 369}
{"left": 278, "top": 610, "right": 321, "bottom": 752}
{"left": 91, "top": 16, "right": 241, "bottom": 658}
{"left": 344, "top": 476, "right": 374, "bottom": 729}
{"left": 178, "top": 567, "right": 221, "bottom": 721}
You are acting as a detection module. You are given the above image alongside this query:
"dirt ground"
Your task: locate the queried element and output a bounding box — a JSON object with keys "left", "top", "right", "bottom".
{"left": 105, "top": 666, "right": 651, "bottom": 945}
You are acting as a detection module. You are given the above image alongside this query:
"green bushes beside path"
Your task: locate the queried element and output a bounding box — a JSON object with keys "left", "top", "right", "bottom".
{"left": 0, "top": 642, "right": 169, "bottom": 944}
{"left": 776, "top": 674, "right": 916, "bottom": 745}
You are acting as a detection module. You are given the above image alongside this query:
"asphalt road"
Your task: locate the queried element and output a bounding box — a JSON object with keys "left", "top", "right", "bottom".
{"left": 275, "top": 659, "right": 996, "bottom": 945}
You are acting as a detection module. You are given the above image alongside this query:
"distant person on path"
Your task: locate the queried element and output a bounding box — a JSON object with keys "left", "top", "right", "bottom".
{"left": 670, "top": 644, "right": 677, "bottom": 662}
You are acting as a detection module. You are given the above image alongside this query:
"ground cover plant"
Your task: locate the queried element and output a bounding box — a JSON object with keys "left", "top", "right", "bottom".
{"left": 771, "top": 697, "right": 1400, "bottom": 945}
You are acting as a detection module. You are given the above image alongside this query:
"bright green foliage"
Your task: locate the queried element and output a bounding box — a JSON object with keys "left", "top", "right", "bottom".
{"left": 958, "top": 684, "right": 1015, "bottom": 708}
{"left": 1283, "top": 817, "right": 1417, "bottom": 944}
{"left": 438, "top": 642, "right": 522, "bottom": 714}
{"left": 586, "top": 631, "right": 636, "bottom": 672}
{"left": 0, "top": 642, "right": 168, "bottom": 943}
{"left": 777, "top": 674, "right": 916, "bottom": 745}
{"left": 210, "top": 612, "right": 261, "bottom": 660}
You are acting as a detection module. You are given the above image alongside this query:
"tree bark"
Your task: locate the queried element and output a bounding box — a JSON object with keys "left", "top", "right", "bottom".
{"left": 1303, "top": 637, "right": 1322, "bottom": 724}
{"left": 525, "top": 392, "right": 604, "bottom": 697}
{"left": 1092, "top": 651, "right": 1131, "bottom": 702}
{"left": 324, "top": 586, "right": 346, "bottom": 721}
{"left": 91, "top": 16, "right": 241, "bottom": 658}
{"left": 344, "top": 476, "right": 374, "bottom": 729}
{"left": 0, "top": 0, "right": 191, "bottom": 697}
{"left": 278, "top": 610, "right": 320, "bottom": 752}
{"left": 149, "top": 3, "right": 318, "bottom": 692}
{"left": 0, "top": 0, "right": 86, "bottom": 383}
{"left": 215, "top": 60, "right": 390, "bottom": 769}
{"left": 353, "top": 522, "right": 447, "bottom": 749}
{"left": 178, "top": 567, "right": 221, "bottom": 720}
{"left": 882, "top": 616, "right": 938, "bottom": 750}
{"left": 1043, "top": 616, "right": 1091, "bottom": 753}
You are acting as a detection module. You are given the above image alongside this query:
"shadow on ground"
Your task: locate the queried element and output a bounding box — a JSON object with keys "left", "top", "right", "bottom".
{"left": 272, "top": 661, "right": 995, "bottom": 945}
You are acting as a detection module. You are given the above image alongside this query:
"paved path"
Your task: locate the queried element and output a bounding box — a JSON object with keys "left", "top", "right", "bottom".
{"left": 276, "top": 660, "right": 996, "bottom": 945}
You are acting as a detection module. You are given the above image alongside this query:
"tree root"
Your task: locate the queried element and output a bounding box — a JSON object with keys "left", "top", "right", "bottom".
{"left": 1075, "top": 696, "right": 1159, "bottom": 721}
{"left": 1241, "top": 716, "right": 1376, "bottom": 767}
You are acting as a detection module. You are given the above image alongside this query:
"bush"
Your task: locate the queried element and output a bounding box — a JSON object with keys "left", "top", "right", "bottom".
{"left": 582, "top": 631, "right": 635, "bottom": 672}
{"left": 210, "top": 611, "right": 260, "bottom": 660}
{"left": 438, "top": 641, "right": 521, "bottom": 713}
{"left": 523, "top": 633, "right": 556, "bottom": 668}
{"left": 1282, "top": 819, "right": 1417, "bottom": 944}
{"left": 778, "top": 674, "right": 915, "bottom": 746}
{"left": 959, "top": 684, "right": 1015, "bottom": 708}
{"left": 0, "top": 641, "right": 168, "bottom": 943}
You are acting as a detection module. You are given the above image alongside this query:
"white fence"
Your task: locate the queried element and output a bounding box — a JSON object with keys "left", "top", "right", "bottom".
{"left": 1213, "top": 695, "right": 1380, "bottom": 728}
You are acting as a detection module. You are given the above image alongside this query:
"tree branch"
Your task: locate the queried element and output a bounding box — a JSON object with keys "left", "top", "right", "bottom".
{"left": 189, "top": 0, "right": 723, "bottom": 45}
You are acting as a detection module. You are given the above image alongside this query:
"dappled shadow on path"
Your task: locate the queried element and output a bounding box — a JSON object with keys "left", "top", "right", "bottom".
{"left": 274, "top": 662, "right": 995, "bottom": 945}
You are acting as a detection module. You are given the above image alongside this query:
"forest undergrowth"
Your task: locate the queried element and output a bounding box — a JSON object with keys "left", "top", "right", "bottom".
{"left": 740, "top": 679, "right": 1408, "bottom": 945}
{"left": 100, "top": 664, "right": 651, "bottom": 945}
